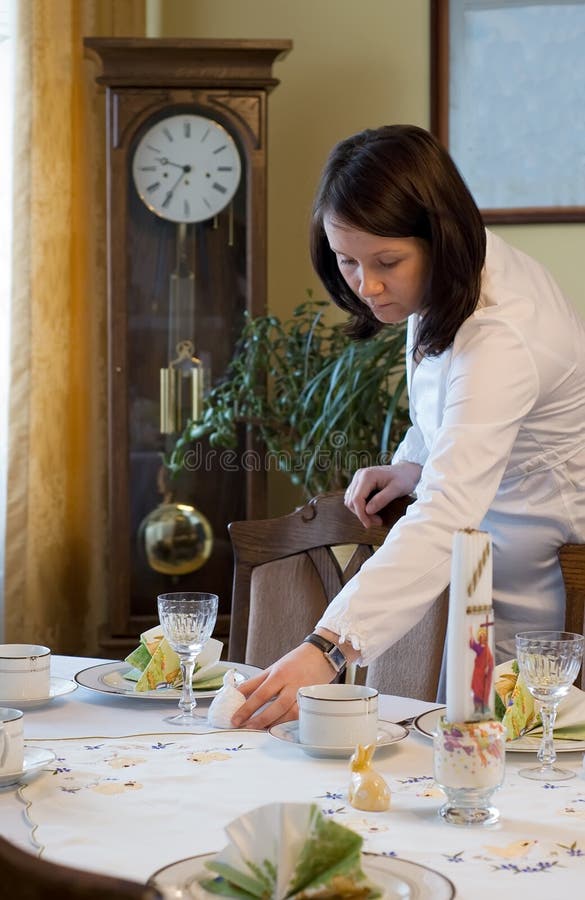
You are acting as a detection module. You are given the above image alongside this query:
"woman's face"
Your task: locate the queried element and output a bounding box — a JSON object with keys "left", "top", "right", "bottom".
{"left": 323, "top": 214, "right": 431, "bottom": 324}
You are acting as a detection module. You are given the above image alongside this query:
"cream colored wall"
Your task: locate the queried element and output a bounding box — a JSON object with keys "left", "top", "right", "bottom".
{"left": 150, "top": 0, "right": 584, "bottom": 315}
{"left": 490, "top": 224, "right": 583, "bottom": 311}
{"left": 149, "top": 0, "right": 585, "bottom": 512}
{"left": 148, "top": 0, "right": 430, "bottom": 325}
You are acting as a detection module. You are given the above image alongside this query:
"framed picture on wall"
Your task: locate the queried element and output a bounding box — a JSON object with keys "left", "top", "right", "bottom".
{"left": 431, "top": 0, "right": 585, "bottom": 223}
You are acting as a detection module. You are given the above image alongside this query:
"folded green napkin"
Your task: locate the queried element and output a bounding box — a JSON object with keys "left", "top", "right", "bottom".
{"left": 200, "top": 803, "right": 382, "bottom": 899}
{"left": 495, "top": 660, "right": 585, "bottom": 741}
{"left": 123, "top": 626, "right": 225, "bottom": 692}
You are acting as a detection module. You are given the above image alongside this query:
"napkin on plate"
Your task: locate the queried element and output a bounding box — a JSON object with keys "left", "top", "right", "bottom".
{"left": 495, "top": 659, "right": 585, "bottom": 741}
{"left": 123, "top": 626, "right": 225, "bottom": 692}
{"left": 199, "top": 802, "right": 382, "bottom": 899}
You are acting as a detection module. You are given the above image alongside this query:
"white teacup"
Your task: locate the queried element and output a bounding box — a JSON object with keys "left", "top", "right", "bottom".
{"left": 297, "top": 683, "right": 379, "bottom": 748}
{"left": 0, "top": 708, "right": 24, "bottom": 775}
{"left": 0, "top": 644, "right": 51, "bottom": 701}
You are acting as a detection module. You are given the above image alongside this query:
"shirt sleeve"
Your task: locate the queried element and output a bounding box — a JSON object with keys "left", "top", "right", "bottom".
{"left": 391, "top": 422, "right": 429, "bottom": 467}
{"left": 317, "top": 313, "right": 539, "bottom": 665}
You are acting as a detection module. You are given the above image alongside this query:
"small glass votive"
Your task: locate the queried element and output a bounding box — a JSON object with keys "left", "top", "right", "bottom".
{"left": 433, "top": 717, "right": 506, "bottom": 826}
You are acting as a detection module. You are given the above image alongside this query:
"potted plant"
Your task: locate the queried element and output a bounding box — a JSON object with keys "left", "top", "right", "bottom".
{"left": 167, "top": 296, "right": 409, "bottom": 497}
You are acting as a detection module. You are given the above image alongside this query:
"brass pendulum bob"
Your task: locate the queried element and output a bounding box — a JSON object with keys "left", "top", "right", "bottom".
{"left": 139, "top": 494, "right": 213, "bottom": 577}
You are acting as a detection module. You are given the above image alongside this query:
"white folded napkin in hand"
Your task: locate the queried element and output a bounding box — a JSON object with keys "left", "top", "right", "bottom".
{"left": 199, "top": 802, "right": 382, "bottom": 899}
{"left": 207, "top": 669, "right": 246, "bottom": 728}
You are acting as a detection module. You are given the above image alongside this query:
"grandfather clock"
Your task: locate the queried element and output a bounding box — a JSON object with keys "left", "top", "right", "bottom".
{"left": 84, "top": 38, "right": 292, "bottom": 656}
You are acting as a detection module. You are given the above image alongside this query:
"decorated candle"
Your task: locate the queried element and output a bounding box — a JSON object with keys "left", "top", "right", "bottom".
{"left": 445, "top": 528, "right": 495, "bottom": 723}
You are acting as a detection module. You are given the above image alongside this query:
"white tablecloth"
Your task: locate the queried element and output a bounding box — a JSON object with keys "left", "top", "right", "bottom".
{"left": 2, "top": 655, "right": 585, "bottom": 899}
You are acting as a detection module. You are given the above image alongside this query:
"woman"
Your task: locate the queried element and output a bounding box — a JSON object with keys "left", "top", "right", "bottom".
{"left": 232, "top": 124, "right": 585, "bottom": 729}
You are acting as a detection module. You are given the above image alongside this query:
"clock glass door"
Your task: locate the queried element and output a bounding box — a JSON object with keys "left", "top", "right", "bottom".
{"left": 125, "top": 109, "right": 247, "bottom": 645}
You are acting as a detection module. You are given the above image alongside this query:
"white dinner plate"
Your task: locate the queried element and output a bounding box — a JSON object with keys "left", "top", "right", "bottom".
{"left": 413, "top": 707, "right": 585, "bottom": 753}
{"left": 0, "top": 747, "right": 56, "bottom": 788}
{"left": 268, "top": 719, "right": 409, "bottom": 758}
{"left": 149, "top": 851, "right": 455, "bottom": 899}
{"left": 0, "top": 676, "right": 77, "bottom": 710}
{"left": 74, "top": 660, "right": 261, "bottom": 701}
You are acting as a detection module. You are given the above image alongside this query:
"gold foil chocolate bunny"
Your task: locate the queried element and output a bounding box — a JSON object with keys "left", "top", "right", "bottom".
{"left": 348, "top": 743, "right": 391, "bottom": 811}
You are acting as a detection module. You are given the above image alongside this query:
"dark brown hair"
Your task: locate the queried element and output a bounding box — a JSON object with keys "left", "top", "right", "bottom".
{"left": 310, "top": 125, "right": 486, "bottom": 357}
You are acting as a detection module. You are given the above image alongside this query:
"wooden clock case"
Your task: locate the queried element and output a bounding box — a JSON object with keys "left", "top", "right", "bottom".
{"left": 84, "top": 38, "right": 292, "bottom": 656}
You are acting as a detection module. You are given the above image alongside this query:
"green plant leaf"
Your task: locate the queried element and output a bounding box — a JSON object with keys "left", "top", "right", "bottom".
{"left": 169, "top": 295, "right": 409, "bottom": 497}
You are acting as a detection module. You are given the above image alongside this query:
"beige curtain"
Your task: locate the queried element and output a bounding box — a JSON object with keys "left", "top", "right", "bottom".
{"left": 5, "top": 0, "right": 146, "bottom": 653}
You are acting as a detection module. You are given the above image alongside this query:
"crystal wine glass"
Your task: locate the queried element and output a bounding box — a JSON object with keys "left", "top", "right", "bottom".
{"left": 515, "top": 630, "right": 584, "bottom": 781}
{"left": 157, "top": 591, "right": 218, "bottom": 726}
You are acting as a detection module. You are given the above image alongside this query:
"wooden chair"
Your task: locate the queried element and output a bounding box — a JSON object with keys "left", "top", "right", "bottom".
{"left": 0, "top": 835, "right": 162, "bottom": 900}
{"left": 559, "top": 543, "right": 585, "bottom": 688}
{"left": 228, "top": 490, "right": 449, "bottom": 701}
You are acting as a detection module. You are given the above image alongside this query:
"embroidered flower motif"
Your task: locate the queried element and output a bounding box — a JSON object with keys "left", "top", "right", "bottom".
{"left": 562, "top": 806, "right": 585, "bottom": 819}
{"left": 418, "top": 785, "right": 444, "bottom": 799}
{"left": 106, "top": 756, "right": 147, "bottom": 769}
{"left": 344, "top": 817, "right": 390, "bottom": 834}
{"left": 396, "top": 775, "right": 434, "bottom": 784}
{"left": 187, "top": 751, "right": 232, "bottom": 764}
{"left": 444, "top": 851, "right": 465, "bottom": 864}
{"left": 492, "top": 860, "right": 559, "bottom": 874}
{"left": 557, "top": 841, "right": 585, "bottom": 857}
{"left": 483, "top": 840, "right": 537, "bottom": 859}
{"left": 91, "top": 780, "right": 143, "bottom": 794}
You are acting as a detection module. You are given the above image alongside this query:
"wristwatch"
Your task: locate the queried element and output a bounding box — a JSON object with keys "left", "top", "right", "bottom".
{"left": 303, "top": 633, "right": 347, "bottom": 675}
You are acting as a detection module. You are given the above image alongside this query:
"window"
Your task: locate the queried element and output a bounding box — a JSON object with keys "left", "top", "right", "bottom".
{"left": 431, "top": 0, "right": 585, "bottom": 222}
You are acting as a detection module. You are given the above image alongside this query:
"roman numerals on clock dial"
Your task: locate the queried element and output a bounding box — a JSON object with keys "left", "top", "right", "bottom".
{"left": 132, "top": 113, "right": 242, "bottom": 224}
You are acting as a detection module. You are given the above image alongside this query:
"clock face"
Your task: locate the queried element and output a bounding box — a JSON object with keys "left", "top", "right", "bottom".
{"left": 132, "top": 113, "right": 242, "bottom": 224}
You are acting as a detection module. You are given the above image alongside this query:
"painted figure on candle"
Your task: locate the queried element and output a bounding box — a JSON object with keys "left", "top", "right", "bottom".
{"left": 469, "top": 624, "right": 495, "bottom": 715}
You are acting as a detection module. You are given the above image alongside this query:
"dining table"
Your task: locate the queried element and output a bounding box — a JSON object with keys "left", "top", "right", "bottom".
{"left": 1, "top": 654, "right": 585, "bottom": 899}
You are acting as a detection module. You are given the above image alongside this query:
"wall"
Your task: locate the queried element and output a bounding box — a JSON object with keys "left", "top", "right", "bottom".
{"left": 148, "top": 0, "right": 585, "bottom": 512}
{"left": 148, "top": 0, "right": 431, "bottom": 324}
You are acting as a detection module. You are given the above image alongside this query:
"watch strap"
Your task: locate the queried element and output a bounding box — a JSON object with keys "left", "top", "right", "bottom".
{"left": 303, "top": 632, "right": 347, "bottom": 675}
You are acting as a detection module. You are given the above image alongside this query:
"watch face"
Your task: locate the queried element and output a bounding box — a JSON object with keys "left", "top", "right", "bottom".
{"left": 132, "top": 113, "right": 242, "bottom": 224}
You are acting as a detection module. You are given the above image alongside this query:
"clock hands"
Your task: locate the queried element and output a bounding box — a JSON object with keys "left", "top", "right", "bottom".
{"left": 156, "top": 156, "right": 185, "bottom": 170}
{"left": 161, "top": 164, "right": 192, "bottom": 210}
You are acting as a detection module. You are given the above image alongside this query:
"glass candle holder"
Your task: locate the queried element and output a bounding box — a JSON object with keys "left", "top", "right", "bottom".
{"left": 433, "top": 717, "right": 506, "bottom": 826}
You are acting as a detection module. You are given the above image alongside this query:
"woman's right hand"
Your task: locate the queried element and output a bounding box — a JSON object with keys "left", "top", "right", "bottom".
{"left": 344, "top": 462, "right": 422, "bottom": 527}
{"left": 231, "top": 642, "right": 336, "bottom": 730}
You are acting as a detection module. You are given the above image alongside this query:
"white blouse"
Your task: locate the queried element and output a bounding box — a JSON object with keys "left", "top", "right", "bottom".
{"left": 318, "top": 230, "right": 585, "bottom": 665}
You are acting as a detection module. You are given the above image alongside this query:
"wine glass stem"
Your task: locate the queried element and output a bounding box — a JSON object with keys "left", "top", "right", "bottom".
{"left": 538, "top": 702, "right": 558, "bottom": 767}
{"left": 179, "top": 654, "right": 197, "bottom": 714}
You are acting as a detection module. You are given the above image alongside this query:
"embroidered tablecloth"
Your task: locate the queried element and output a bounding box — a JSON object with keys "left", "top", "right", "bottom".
{"left": 2, "top": 656, "right": 585, "bottom": 899}
{"left": 19, "top": 726, "right": 585, "bottom": 899}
